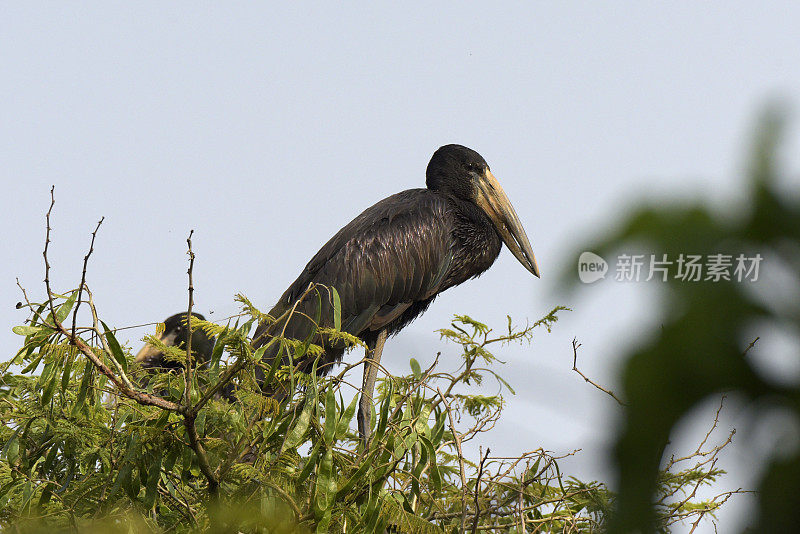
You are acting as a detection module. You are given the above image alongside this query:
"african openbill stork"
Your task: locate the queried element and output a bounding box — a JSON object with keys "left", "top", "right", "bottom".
{"left": 254, "top": 144, "right": 539, "bottom": 444}
{"left": 135, "top": 312, "right": 215, "bottom": 372}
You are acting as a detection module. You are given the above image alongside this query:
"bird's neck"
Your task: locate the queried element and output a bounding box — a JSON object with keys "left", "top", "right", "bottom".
{"left": 448, "top": 197, "right": 503, "bottom": 285}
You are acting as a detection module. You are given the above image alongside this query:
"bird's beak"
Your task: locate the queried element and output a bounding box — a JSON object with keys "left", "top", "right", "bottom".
{"left": 134, "top": 330, "right": 177, "bottom": 364}
{"left": 476, "top": 169, "right": 540, "bottom": 277}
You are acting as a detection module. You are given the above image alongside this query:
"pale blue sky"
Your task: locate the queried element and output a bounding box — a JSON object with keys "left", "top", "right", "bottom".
{"left": 3, "top": 3, "right": 800, "bottom": 532}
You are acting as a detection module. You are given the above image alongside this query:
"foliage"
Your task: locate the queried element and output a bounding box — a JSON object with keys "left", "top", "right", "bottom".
{"left": 0, "top": 188, "right": 744, "bottom": 532}
{"left": 568, "top": 106, "right": 800, "bottom": 532}
{"left": 1, "top": 289, "right": 603, "bottom": 532}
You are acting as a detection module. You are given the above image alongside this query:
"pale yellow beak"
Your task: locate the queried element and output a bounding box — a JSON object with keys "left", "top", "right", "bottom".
{"left": 475, "top": 169, "right": 540, "bottom": 278}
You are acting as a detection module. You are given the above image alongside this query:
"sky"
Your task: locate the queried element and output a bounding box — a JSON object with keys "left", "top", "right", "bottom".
{"left": 3, "top": 3, "right": 800, "bottom": 532}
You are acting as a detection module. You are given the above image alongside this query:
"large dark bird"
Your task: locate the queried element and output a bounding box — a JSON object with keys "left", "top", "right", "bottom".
{"left": 135, "top": 312, "right": 215, "bottom": 372}
{"left": 253, "top": 145, "right": 539, "bottom": 443}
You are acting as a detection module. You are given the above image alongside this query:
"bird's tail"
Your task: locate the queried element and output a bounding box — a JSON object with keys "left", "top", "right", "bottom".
{"left": 250, "top": 285, "right": 344, "bottom": 398}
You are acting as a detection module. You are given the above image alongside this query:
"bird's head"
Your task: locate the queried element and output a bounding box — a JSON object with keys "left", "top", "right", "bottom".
{"left": 135, "top": 312, "right": 214, "bottom": 370}
{"left": 426, "top": 144, "right": 540, "bottom": 277}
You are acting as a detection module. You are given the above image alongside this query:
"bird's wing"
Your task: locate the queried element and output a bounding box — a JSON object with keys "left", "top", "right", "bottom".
{"left": 264, "top": 189, "right": 454, "bottom": 343}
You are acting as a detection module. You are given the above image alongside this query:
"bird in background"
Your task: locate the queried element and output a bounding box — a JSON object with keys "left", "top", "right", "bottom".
{"left": 135, "top": 312, "right": 215, "bottom": 373}
{"left": 252, "top": 144, "right": 540, "bottom": 444}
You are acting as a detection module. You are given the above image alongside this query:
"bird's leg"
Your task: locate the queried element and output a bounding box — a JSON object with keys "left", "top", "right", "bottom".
{"left": 357, "top": 329, "right": 387, "bottom": 447}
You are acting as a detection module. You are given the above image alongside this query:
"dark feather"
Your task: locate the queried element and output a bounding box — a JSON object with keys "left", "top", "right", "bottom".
{"left": 253, "top": 187, "right": 501, "bottom": 378}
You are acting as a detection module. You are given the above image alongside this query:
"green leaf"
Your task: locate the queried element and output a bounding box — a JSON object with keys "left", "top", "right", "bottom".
{"left": 410, "top": 358, "right": 421, "bottom": 379}
{"left": 72, "top": 359, "right": 94, "bottom": 415}
{"left": 315, "top": 510, "right": 332, "bottom": 534}
{"left": 124, "top": 465, "right": 140, "bottom": 499}
{"left": 38, "top": 485, "right": 54, "bottom": 507}
{"left": 209, "top": 325, "right": 228, "bottom": 378}
{"left": 162, "top": 447, "right": 180, "bottom": 475}
{"left": 144, "top": 453, "right": 163, "bottom": 509}
{"left": 297, "top": 441, "right": 322, "bottom": 485}
{"left": 37, "top": 359, "right": 56, "bottom": 389}
{"left": 314, "top": 447, "right": 336, "bottom": 520}
{"left": 336, "top": 394, "right": 359, "bottom": 439}
{"left": 109, "top": 463, "right": 133, "bottom": 501}
{"left": 150, "top": 409, "right": 169, "bottom": 430}
{"left": 20, "top": 350, "right": 45, "bottom": 374}
{"left": 21, "top": 480, "right": 33, "bottom": 513}
{"left": 411, "top": 440, "right": 428, "bottom": 498}
{"left": 101, "top": 321, "right": 127, "bottom": 372}
{"left": 28, "top": 302, "right": 48, "bottom": 327}
{"left": 431, "top": 410, "right": 446, "bottom": 447}
{"left": 415, "top": 402, "right": 432, "bottom": 437}
{"left": 4, "top": 434, "right": 20, "bottom": 464}
{"left": 261, "top": 341, "right": 284, "bottom": 387}
{"left": 282, "top": 396, "right": 314, "bottom": 451}
{"left": 196, "top": 411, "right": 206, "bottom": 435}
{"left": 297, "top": 288, "right": 324, "bottom": 359}
{"left": 495, "top": 373, "right": 516, "bottom": 395}
{"left": 12, "top": 325, "right": 41, "bottom": 336}
{"left": 363, "top": 491, "right": 382, "bottom": 533}
{"left": 335, "top": 452, "right": 374, "bottom": 501}
{"left": 323, "top": 387, "right": 336, "bottom": 445}
{"left": 332, "top": 286, "right": 342, "bottom": 331}
{"left": 41, "top": 370, "right": 58, "bottom": 405}
{"left": 42, "top": 445, "right": 59, "bottom": 472}
{"left": 55, "top": 290, "right": 78, "bottom": 324}
{"left": 60, "top": 355, "right": 73, "bottom": 397}
{"left": 420, "top": 435, "right": 441, "bottom": 494}
{"left": 373, "top": 381, "right": 392, "bottom": 442}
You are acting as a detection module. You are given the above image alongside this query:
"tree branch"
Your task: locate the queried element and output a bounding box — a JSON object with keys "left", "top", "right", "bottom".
{"left": 472, "top": 446, "right": 490, "bottom": 534}
{"left": 72, "top": 216, "right": 104, "bottom": 339}
{"left": 571, "top": 338, "right": 626, "bottom": 406}
{"left": 184, "top": 230, "right": 196, "bottom": 408}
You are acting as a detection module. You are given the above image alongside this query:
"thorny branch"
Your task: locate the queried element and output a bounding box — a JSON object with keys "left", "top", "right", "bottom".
{"left": 182, "top": 229, "right": 219, "bottom": 495}
{"left": 72, "top": 216, "right": 104, "bottom": 339}
{"left": 42, "top": 186, "right": 57, "bottom": 325}
{"left": 37, "top": 191, "right": 221, "bottom": 493}
{"left": 571, "top": 337, "right": 626, "bottom": 406}
{"left": 185, "top": 230, "right": 195, "bottom": 408}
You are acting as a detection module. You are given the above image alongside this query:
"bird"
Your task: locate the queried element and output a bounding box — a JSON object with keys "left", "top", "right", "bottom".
{"left": 252, "top": 144, "right": 539, "bottom": 444}
{"left": 135, "top": 312, "right": 216, "bottom": 374}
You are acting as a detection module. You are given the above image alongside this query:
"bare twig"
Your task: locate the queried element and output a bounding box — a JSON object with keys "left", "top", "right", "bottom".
{"left": 472, "top": 446, "right": 490, "bottom": 534}
{"left": 42, "top": 186, "right": 57, "bottom": 323}
{"left": 665, "top": 395, "right": 729, "bottom": 471}
{"left": 14, "top": 278, "right": 49, "bottom": 331}
{"left": 185, "top": 230, "right": 195, "bottom": 407}
{"left": 72, "top": 216, "right": 104, "bottom": 338}
{"left": 179, "top": 230, "right": 220, "bottom": 496}
{"left": 743, "top": 337, "right": 760, "bottom": 355}
{"left": 40, "top": 192, "right": 182, "bottom": 412}
{"left": 571, "top": 338, "right": 626, "bottom": 406}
